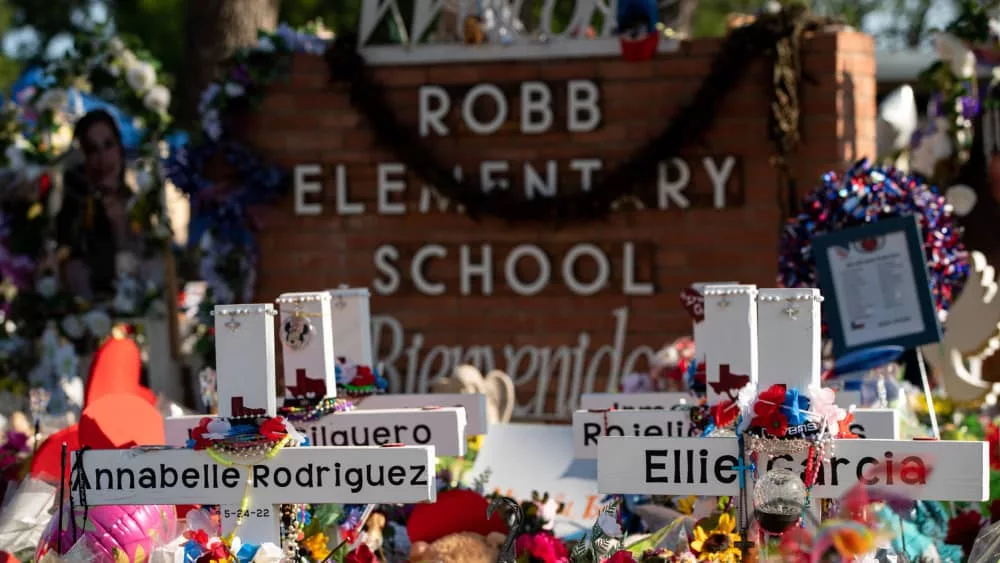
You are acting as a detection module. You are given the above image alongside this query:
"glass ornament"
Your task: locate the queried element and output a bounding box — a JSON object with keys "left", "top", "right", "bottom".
{"left": 753, "top": 468, "right": 807, "bottom": 534}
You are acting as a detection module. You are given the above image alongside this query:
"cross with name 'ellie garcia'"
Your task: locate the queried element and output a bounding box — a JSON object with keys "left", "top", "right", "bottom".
{"left": 70, "top": 301, "right": 438, "bottom": 547}
{"left": 596, "top": 285, "right": 989, "bottom": 542}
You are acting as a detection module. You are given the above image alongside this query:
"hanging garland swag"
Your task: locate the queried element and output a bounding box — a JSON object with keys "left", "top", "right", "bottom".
{"left": 323, "top": 9, "right": 839, "bottom": 223}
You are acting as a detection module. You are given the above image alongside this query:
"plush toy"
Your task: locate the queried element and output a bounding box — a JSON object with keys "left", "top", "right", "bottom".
{"left": 411, "top": 531, "right": 506, "bottom": 563}
{"left": 431, "top": 365, "right": 515, "bottom": 424}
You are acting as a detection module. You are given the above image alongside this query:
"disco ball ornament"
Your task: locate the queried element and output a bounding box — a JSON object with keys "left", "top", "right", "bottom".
{"left": 753, "top": 468, "right": 807, "bottom": 534}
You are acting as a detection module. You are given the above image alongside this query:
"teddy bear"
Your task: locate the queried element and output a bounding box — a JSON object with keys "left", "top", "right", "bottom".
{"left": 410, "top": 531, "right": 506, "bottom": 563}
{"left": 430, "top": 365, "right": 515, "bottom": 424}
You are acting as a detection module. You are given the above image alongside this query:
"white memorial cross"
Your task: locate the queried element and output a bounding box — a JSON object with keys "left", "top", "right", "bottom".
{"left": 330, "top": 286, "right": 489, "bottom": 437}
{"left": 75, "top": 304, "right": 436, "bottom": 547}
{"left": 598, "top": 288, "right": 989, "bottom": 524}
{"left": 165, "top": 291, "right": 468, "bottom": 455}
{"left": 572, "top": 287, "right": 898, "bottom": 459}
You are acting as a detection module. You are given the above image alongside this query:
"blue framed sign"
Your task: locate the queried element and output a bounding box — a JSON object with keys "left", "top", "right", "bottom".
{"left": 811, "top": 214, "right": 942, "bottom": 357}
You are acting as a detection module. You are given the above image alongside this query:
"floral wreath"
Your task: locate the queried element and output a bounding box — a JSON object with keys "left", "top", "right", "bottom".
{"left": 25, "top": 27, "right": 173, "bottom": 245}
{"left": 170, "top": 22, "right": 333, "bottom": 371}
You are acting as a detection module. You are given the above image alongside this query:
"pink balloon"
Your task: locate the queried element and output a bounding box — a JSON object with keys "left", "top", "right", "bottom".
{"left": 37, "top": 504, "right": 177, "bottom": 561}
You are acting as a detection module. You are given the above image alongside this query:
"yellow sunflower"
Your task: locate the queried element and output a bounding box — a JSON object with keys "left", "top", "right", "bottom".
{"left": 676, "top": 496, "right": 697, "bottom": 515}
{"left": 301, "top": 532, "right": 332, "bottom": 560}
{"left": 690, "top": 513, "right": 742, "bottom": 562}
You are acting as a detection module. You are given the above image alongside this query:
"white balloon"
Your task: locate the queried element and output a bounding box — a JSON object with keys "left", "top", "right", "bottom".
{"left": 946, "top": 184, "right": 978, "bottom": 216}
{"left": 877, "top": 85, "right": 918, "bottom": 157}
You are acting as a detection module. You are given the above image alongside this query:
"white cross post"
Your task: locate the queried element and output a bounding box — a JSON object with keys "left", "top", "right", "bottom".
{"left": 72, "top": 303, "right": 437, "bottom": 548}
{"left": 598, "top": 287, "right": 989, "bottom": 533}
{"left": 165, "top": 291, "right": 469, "bottom": 456}
{"left": 329, "top": 286, "right": 489, "bottom": 437}
{"left": 572, "top": 286, "right": 898, "bottom": 459}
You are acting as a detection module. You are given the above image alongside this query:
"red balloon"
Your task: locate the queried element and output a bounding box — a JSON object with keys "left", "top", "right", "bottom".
{"left": 30, "top": 424, "right": 80, "bottom": 485}
{"left": 406, "top": 489, "right": 508, "bottom": 544}
{"left": 79, "top": 393, "right": 165, "bottom": 450}
{"left": 84, "top": 337, "right": 142, "bottom": 407}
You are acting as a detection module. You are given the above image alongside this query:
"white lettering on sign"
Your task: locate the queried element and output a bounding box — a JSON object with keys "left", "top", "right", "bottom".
{"left": 293, "top": 157, "right": 737, "bottom": 216}
{"left": 573, "top": 410, "right": 693, "bottom": 459}
{"left": 579, "top": 393, "right": 693, "bottom": 411}
{"left": 597, "top": 437, "right": 988, "bottom": 502}
{"left": 374, "top": 307, "right": 655, "bottom": 419}
{"left": 373, "top": 242, "right": 654, "bottom": 297}
{"left": 357, "top": 0, "right": 679, "bottom": 66}
{"left": 164, "top": 409, "right": 467, "bottom": 456}
{"left": 71, "top": 447, "right": 436, "bottom": 506}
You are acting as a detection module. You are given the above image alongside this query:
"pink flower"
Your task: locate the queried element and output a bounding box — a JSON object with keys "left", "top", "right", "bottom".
{"left": 516, "top": 531, "right": 569, "bottom": 563}
{"left": 4, "top": 431, "right": 29, "bottom": 452}
{"left": 808, "top": 385, "right": 845, "bottom": 429}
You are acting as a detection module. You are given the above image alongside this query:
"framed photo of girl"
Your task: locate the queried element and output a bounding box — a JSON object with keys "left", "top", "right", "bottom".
{"left": 811, "top": 214, "right": 943, "bottom": 357}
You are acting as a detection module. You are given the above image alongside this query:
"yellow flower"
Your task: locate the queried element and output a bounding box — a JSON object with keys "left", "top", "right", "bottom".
{"left": 676, "top": 496, "right": 697, "bottom": 515}
{"left": 690, "top": 513, "right": 742, "bottom": 562}
{"left": 302, "top": 532, "right": 332, "bottom": 560}
{"left": 467, "top": 434, "right": 484, "bottom": 452}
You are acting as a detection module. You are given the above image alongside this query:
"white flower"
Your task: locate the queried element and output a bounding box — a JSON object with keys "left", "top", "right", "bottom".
{"left": 5, "top": 144, "right": 25, "bottom": 169}
{"left": 142, "top": 84, "right": 171, "bottom": 114}
{"left": 60, "top": 315, "right": 85, "bottom": 340}
{"left": 83, "top": 310, "right": 112, "bottom": 338}
{"left": 224, "top": 82, "right": 245, "bottom": 97}
{"left": 283, "top": 418, "right": 307, "bottom": 445}
{"left": 596, "top": 511, "right": 622, "bottom": 538}
{"left": 202, "top": 109, "right": 222, "bottom": 141}
{"left": 934, "top": 32, "right": 976, "bottom": 79}
{"left": 108, "top": 37, "right": 126, "bottom": 55}
{"left": 54, "top": 342, "right": 78, "bottom": 379}
{"left": 198, "top": 83, "right": 221, "bottom": 114}
{"left": 48, "top": 123, "right": 74, "bottom": 154}
{"left": 35, "top": 88, "right": 69, "bottom": 112}
{"left": 252, "top": 543, "right": 284, "bottom": 562}
{"left": 204, "top": 418, "right": 232, "bottom": 439}
{"left": 36, "top": 275, "right": 59, "bottom": 298}
{"left": 126, "top": 61, "right": 157, "bottom": 93}
{"left": 256, "top": 36, "right": 276, "bottom": 53}
{"left": 539, "top": 497, "right": 560, "bottom": 530}
{"left": 135, "top": 168, "right": 154, "bottom": 193}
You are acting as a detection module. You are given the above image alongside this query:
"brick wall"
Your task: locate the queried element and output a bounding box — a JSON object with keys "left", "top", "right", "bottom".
{"left": 241, "top": 32, "right": 876, "bottom": 420}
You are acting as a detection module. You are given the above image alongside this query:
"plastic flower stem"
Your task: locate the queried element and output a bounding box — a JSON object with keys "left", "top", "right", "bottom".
{"left": 915, "top": 350, "right": 940, "bottom": 439}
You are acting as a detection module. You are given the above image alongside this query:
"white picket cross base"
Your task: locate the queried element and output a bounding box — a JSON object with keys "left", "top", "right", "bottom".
{"left": 213, "top": 304, "right": 282, "bottom": 542}
{"left": 70, "top": 445, "right": 436, "bottom": 506}
{"left": 354, "top": 393, "right": 488, "bottom": 436}
{"left": 579, "top": 393, "right": 693, "bottom": 411}
{"left": 165, "top": 407, "right": 468, "bottom": 456}
{"left": 597, "top": 436, "right": 988, "bottom": 502}
{"left": 573, "top": 409, "right": 692, "bottom": 459}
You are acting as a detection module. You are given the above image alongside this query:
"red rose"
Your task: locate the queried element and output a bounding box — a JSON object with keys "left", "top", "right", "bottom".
{"left": 606, "top": 551, "right": 638, "bottom": 563}
{"left": 190, "top": 418, "right": 213, "bottom": 450}
{"left": 345, "top": 544, "right": 376, "bottom": 563}
{"left": 353, "top": 366, "right": 375, "bottom": 386}
{"left": 259, "top": 417, "right": 288, "bottom": 441}
{"left": 183, "top": 528, "right": 209, "bottom": 546}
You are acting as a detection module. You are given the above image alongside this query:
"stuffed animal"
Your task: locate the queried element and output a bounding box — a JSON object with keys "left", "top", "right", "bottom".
{"left": 431, "top": 365, "right": 515, "bottom": 424}
{"left": 411, "top": 531, "right": 506, "bottom": 563}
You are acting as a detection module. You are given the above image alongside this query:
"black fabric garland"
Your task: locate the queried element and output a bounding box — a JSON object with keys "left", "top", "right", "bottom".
{"left": 324, "top": 11, "right": 828, "bottom": 224}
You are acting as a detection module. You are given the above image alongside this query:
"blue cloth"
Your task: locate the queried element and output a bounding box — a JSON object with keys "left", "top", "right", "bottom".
{"left": 833, "top": 346, "right": 904, "bottom": 377}
{"left": 616, "top": 0, "right": 658, "bottom": 32}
